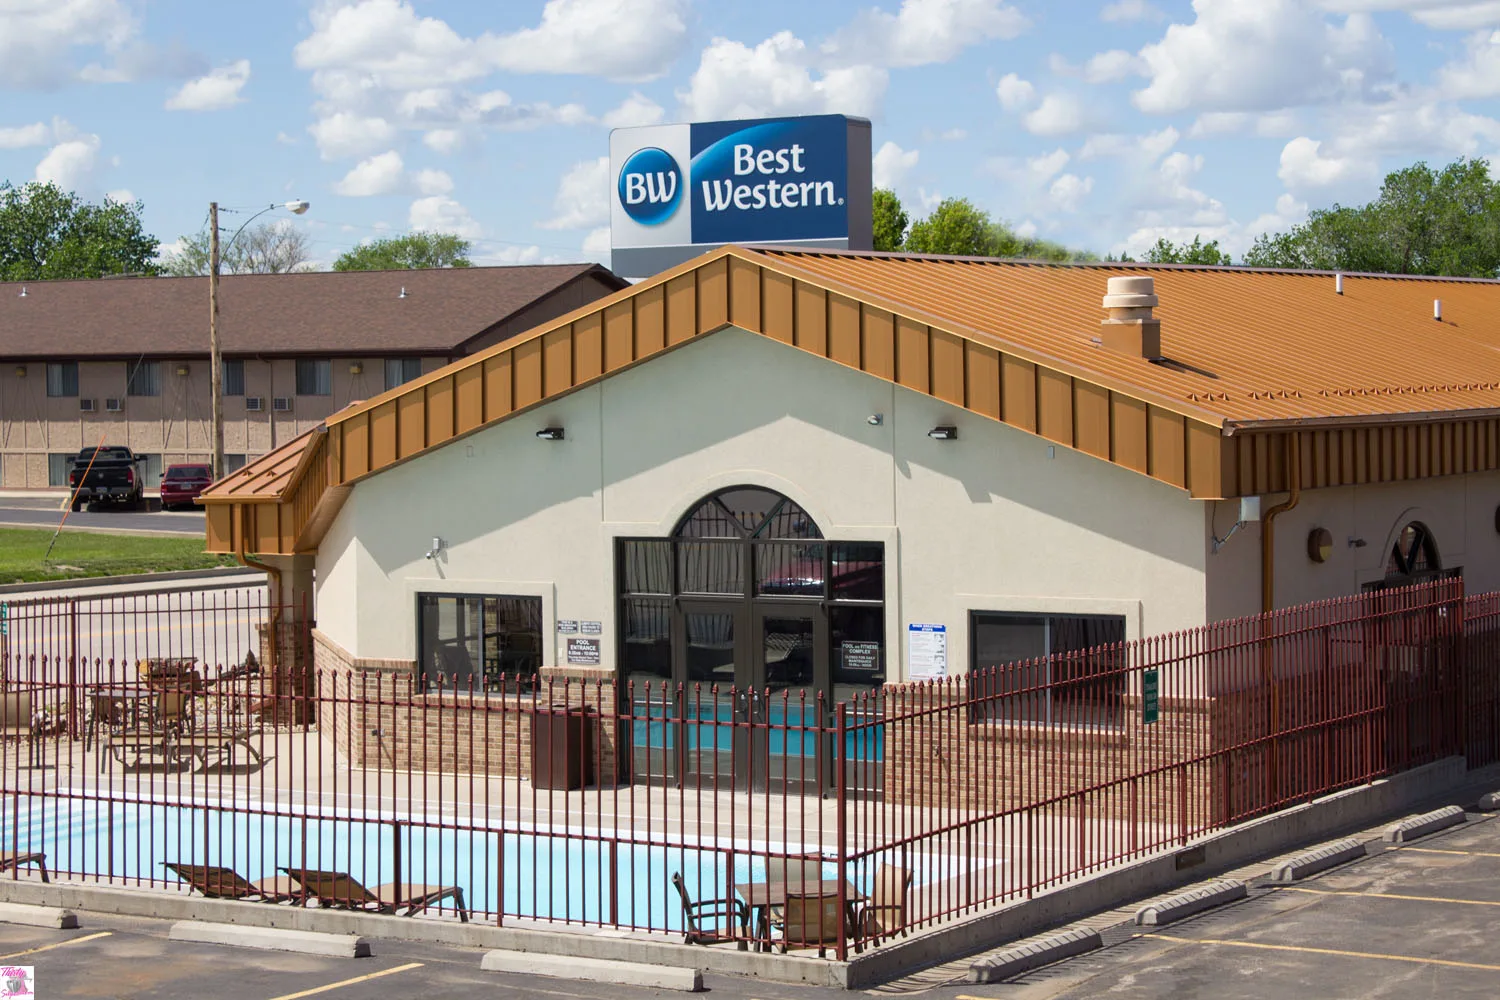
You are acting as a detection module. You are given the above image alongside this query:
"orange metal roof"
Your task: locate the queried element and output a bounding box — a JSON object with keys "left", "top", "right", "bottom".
{"left": 200, "top": 428, "right": 320, "bottom": 502}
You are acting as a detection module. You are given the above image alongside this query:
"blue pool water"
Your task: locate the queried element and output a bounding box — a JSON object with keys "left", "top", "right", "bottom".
{"left": 631, "top": 701, "right": 884, "bottom": 761}
{"left": 2, "top": 795, "right": 860, "bottom": 930}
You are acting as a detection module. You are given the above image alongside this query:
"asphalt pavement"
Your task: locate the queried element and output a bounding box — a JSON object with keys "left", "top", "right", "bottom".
{"left": 0, "top": 496, "right": 204, "bottom": 535}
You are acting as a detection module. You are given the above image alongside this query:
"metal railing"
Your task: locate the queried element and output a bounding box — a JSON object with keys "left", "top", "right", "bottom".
{"left": 0, "top": 577, "right": 1493, "bottom": 960}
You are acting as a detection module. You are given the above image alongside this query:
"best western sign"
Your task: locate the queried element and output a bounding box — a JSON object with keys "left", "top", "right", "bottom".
{"left": 610, "top": 115, "right": 872, "bottom": 278}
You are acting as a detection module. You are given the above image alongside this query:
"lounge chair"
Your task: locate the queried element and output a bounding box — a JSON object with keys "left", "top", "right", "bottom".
{"left": 162, "top": 862, "right": 298, "bottom": 903}
{"left": 0, "top": 851, "right": 48, "bottom": 883}
{"left": 671, "top": 871, "right": 748, "bottom": 949}
{"left": 854, "top": 864, "right": 912, "bottom": 947}
{"left": 281, "top": 868, "right": 469, "bottom": 922}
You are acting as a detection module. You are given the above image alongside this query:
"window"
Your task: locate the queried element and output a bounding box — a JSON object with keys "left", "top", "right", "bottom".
{"left": 141, "top": 454, "right": 163, "bottom": 489}
{"left": 47, "top": 454, "right": 73, "bottom": 487}
{"left": 125, "top": 361, "right": 160, "bottom": 397}
{"left": 295, "top": 359, "right": 331, "bottom": 396}
{"left": 418, "top": 594, "right": 542, "bottom": 692}
{"left": 222, "top": 360, "right": 245, "bottom": 397}
{"left": 224, "top": 454, "right": 247, "bottom": 474}
{"left": 970, "top": 612, "right": 1127, "bottom": 726}
{"left": 385, "top": 358, "right": 422, "bottom": 390}
{"left": 46, "top": 362, "right": 78, "bottom": 398}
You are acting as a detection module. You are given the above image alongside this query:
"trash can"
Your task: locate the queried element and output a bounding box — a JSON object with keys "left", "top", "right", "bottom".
{"left": 532, "top": 703, "right": 595, "bottom": 789}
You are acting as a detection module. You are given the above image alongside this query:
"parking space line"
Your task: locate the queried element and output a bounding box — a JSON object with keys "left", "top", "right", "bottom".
{"left": 1400, "top": 847, "right": 1500, "bottom": 859}
{"left": 266, "top": 962, "right": 424, "bottom": 1000}
{"left": 0, "top": 931, "right": 112, "bottom": 960}
{"left": 1277, "top": 886, "right": 1500, "bottom": 908}
{"left": 1150, "top": 934, "right": 1500, "bottom": 971}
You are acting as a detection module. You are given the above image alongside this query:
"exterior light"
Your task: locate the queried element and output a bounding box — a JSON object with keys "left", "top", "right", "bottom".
{"left": 1348, "top": 536, "right": 1368, "bottom": 548}
{"left": 927, "top": 425, "right": 957, "bottom": 440}
{"left": 867, "top": 414, "right": 883, "bottom": 426}
{"left": 1307, "top": 527, "right": 1333, "bottom": 563}
{"left": 536, "top": 427, "right": 565, "bottom": 441}
{"left": 285, "top": 200, "right": 311, "bottom": 215}
{"left": 176, "top": 364, "right": 191, "bottom": 376}
{"left": 13, "top": 366, "right": 25, "bottom": 377}
{"left": 349, "top": 362, "right": 363, "bottom": 375}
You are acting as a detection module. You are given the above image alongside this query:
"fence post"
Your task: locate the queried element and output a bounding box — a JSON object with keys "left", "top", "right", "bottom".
{"left": 67, "top": 598, "right": 79, "bottom": 740}
{"left": 835, "top": 701, "right": 849, "bottom": 961}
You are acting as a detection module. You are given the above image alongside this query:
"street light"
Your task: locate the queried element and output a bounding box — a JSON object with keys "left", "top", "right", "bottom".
{"left": 208, "top": 199, "right": 311, "bottom": 480}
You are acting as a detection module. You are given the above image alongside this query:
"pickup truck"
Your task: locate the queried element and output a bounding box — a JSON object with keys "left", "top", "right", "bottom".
{"left": 67, "top": 445, "right": 145, "bottom": 511}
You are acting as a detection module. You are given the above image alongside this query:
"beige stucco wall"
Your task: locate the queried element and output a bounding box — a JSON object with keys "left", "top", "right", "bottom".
{"left": 1204, "top": 468, "right": 1500, "bottom": 621}
{"left": 315, "top": 327, "right": 1209, "bottom": 678}
{"left": 0, "top": 356, "right": 445, "bottom": 487}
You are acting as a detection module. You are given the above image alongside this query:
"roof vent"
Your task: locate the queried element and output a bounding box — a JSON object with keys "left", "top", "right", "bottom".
{"left": 1434, "top": 298, "right": 1442, "bottom": 322}
{"left": 1335, "top": 273, "right": 1343, "bottom": 295}
{"left": 1100, "top": 275, "right": 1162, "bottom": 360}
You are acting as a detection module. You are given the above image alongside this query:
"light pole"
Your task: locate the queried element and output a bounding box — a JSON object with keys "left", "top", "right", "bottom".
{"left": 209, "top": 199, "right": 310, "bottom": 479}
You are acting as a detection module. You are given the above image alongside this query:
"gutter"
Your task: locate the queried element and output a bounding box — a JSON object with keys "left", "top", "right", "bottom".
{"left": 1224, "top": 404, "right": 1500, "bottom": 435}
{"left": 1260, "top": 434, "right": 1301, "bottom": 615}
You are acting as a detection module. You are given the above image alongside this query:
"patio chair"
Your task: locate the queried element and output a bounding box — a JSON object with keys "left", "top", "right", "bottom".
{"left": 760, "top": 858, "right": 826, "bottom": 943}
{"left": 671, "top": 872, "right": 748, "bottom": 949}
{"left": 281, "top": 868, "right": 469, "bottom": 922}
{"left": 151, "top": 690, "right": 196, "bottom": 736}
{"left": 854, "top": 864, "right": 912, "bottom": 947}
{"left": 163, "top": 863, "right": 297, "bottom": 903}
{"left": 84, "top": 692, "right": 133, "bottom": 752}
{"left": 0, "top": 851, "right": 49, "bottom": 883}
{"left": 0, "top": 691, "right": 40, "bottom": 768}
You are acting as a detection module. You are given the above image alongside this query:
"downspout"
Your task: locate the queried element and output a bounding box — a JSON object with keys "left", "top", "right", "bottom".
{"left": 1260, "top": 434, "right": 1302, "bottom": 615}
{"left": 235, "top": 502, "right": 283, "bottom": 674}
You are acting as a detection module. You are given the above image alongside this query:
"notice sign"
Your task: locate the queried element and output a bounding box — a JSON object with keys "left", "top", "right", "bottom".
{"left": 1142, "top": 668, "right": 1160, "bottom": 725}
{"left": 841, "top": 641, "right": 880, "bottom": 674}
{"left": 556, "top": 620, "right": 579, "bottom": 634}
{"left": 906, "top": 624, "right": 947, "bottom": 680}
{"left": 580, "top": 621, "right": 602, "bottom": 635}
{"left": 566, "top": 637, "right": 601, "bottom": 666}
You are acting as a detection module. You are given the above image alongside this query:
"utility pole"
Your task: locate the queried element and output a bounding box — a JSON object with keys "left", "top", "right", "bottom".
{"left": 209, "top": 201, "right": 224, "bottom": 481}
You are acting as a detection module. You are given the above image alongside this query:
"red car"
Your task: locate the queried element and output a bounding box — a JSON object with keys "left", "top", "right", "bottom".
{"left": 159, "top": 464, "right": 213, "bottom": 511}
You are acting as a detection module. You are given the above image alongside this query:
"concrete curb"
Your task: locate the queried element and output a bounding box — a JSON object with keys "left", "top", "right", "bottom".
{"left": 1269, "top": 838, "right": 1367, "bottom": 882}
{"left": 1134, "top": 880, "right": 1247, "bottom": 926}
{"left": 1383, "top": 805, "right": 1467, "bottom": 843}
{"left": 168, "top": 921, "right": 371, "bottom": 958}
{"left": 0, "top": 902, "right": 78, "bottom": 929}
{"left": 966, "top": 927, "right": 1101, "bottom": 983}
{"left": 0, "top": 566, "right": 262, "bottom": 596}
{"left": 1477, "top": 791, "right": 1500, "bottom": 812}
{"left": 481, "top": 950, "right": 703, "bottom": 991}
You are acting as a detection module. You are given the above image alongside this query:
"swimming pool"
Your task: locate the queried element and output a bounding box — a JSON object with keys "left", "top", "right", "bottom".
{"left": 3, "top": 793, "right": 866, "bottom": 931}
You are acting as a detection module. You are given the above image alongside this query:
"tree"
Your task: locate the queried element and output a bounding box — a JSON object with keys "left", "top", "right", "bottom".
{"left": 0, "top": 181, "right": 160, "bottom": 280}
{"left": 1244, "top": 159, "right": 1500, "bottom": 277}
{"left": 872, "top": 188, "right": 909, "bottom": 252}
{"left": 165, "top": 221, "right": 314, "bottom": 276}
{"left": 332, "top": 232, "right": 473, "bottom": 271}
{"left": 902, "top": 196, "right": 1092, "bottom": 261}
{"left": 1141, "top": 235, "right": 1233, "bottom": 265}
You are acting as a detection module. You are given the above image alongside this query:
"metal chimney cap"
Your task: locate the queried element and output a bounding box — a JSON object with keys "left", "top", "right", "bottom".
{"left": 1103, "top": 275, "right": 1158, "bottom": 310}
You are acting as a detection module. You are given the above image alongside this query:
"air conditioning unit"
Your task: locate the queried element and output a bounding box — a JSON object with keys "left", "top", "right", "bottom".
{"left": 272, "top": 397, "right": 293, "bottom": 412}
{"left": 245, "top": 397, "right": 264, "bottom": 412}
{"left": 79, "top": 398, "right": 96, "bottom": 413}
{"left": 104, "top": 398, "right": 123, "bottom": 412}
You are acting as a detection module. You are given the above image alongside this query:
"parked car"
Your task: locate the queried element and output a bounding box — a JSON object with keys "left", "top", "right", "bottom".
{"left": 159, "top": 464, "right": 213, "bottom": 511}
{"left": 67, "top": 445, "right": 145, "bottom": 511}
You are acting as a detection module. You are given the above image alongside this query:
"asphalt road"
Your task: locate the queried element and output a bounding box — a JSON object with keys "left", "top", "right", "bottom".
{"left": 0, "top": 497, "right": 204, "bottom": 535}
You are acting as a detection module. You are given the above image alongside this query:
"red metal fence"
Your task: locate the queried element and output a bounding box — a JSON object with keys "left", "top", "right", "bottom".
{"left": 0, "top": 577, "right": 1495, "bottom": 961}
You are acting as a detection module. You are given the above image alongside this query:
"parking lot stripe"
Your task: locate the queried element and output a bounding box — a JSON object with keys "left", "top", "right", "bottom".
{"left": 0, "top": 931, "right": 112, "bottom": 960}
{"left": 1277, "top": 886, "right": 1500, "bottom": 908}
{"left": 1401, "top": 847, "right": 1500, "bottom": 859}
{"left": 266, "top": 962, "right": 424, "bottom": 1000}
{"left": 1150, "top": 934, "right": 1500, "bottom": 972}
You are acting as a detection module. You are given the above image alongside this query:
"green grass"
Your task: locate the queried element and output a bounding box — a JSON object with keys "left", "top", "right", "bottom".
{"left": 0, "top": 527, "right": 236, "bottom": 584}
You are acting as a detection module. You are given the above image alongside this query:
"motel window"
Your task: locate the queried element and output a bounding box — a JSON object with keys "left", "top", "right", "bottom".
{"left": 126, "top": 360, "right": 160, "bottom": 397}
{"left": 46, "top": 362, "right": 78, "bottom": 397}
{"left": 385, "top": 358, "right": 423, "bottom": 391}
{"left": 47, "top": 453, "right": 72, "bottom": 487}
{"left": 222, "top": 359, "right": 245, "bottom": 396}
{"left": 295, "top": 359, "right": 331, "bottom": 396}
{"left": 419, "top": 594, "right": 542, "bottom": 693}
{"left": 969, "top": 612, "right": 1126, "bottom": 726}
{"left": 224, "top": 454, "right": 247, "bottom": 474}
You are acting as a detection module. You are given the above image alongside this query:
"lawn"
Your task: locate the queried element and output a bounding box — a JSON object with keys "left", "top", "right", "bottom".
{"left": 0, "top": 528, "right": 236, "bottom": 584}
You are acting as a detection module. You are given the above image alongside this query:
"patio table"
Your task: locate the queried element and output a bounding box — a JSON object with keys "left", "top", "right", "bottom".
{"left": 734, "top": 879, "right": 863, "bottom": 953}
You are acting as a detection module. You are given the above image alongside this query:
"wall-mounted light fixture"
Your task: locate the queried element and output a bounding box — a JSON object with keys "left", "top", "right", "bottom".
{"left": 1307, "top": 527, "right": 1333, "bottom": 563}
{"left": 424, "top": 536, "right": 444, "bottom": 561}
{"left": 927, "top": 425, "right": 957, "bottom": 440}
{"left": 349, "top": 362, "right": 363, "bottom": 375}
{"left": 867, "top": 414, "right": 884, "bottom": 426}
{"left": 13, "top": 366, "right": 25, "bottom": 378}
{"left": 536, "top": 427, "right": 565, "bottom": 441}
{"left": 1212, "top": 496, "right": 1263, "bottom": 554}
{"left": 176, "top": 364, "right": 191, "bottom": 377}
{"left": 1348, "top": 536, "right": 1368, "bottom": 549}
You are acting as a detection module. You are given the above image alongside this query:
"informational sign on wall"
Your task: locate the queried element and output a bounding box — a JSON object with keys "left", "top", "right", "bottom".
{"left": 906, "top": 623, "right": 947, "bottom": 680}
{"left": 556, "top": 620, "right": 578, "bottom": 634}
{"left": 841, "top": 641, "right": 880, "bottom": 674}
{"left": 1142, "top": 668, "right": 1160, "bottom": 725}
{"left": 580, "top": 621, "right": 602, "bottom": 636}
{"left": 566, "top": 637, "right": 601, "bottom": 666}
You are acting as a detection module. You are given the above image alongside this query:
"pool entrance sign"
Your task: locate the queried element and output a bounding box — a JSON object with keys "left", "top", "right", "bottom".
{"left": 1142, "top": 668, "right": 1160, "bottom": 725}
{"left": 610, "top": 114, "right": 872, "bottom": 278}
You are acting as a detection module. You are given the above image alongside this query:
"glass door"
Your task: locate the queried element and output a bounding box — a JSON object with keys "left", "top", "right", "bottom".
{"left": 745, "top": 606, "right": 828, "bottom": 793}
{"left": 674, "top": 601, "right": 743, "bottom": 784}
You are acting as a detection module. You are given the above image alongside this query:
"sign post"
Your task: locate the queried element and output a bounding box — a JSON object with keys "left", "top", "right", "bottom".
{"left": 1142, "top": 668, "right": 1160, "bottom": 725}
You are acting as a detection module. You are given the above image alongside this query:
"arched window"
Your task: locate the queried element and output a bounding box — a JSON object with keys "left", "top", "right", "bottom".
{"left": 674, "top": 486, "right": 822, "bottom": 540}
{"left": 1385, "top": 521, "right": 1441, "bottom": 583}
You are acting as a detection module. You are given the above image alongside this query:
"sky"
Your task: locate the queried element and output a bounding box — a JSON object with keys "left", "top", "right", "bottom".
{"left": 5, "top": 0, "right": 1500, "bottom": 269}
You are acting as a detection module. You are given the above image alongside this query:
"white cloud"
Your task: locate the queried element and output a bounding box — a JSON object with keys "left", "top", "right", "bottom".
{"left": 413, "top": 168, "right": 453, "bottom": 196}
{"left": 1434, "top": 28, "right": 1500, "bottom": 98}
{"left": 1078, "top": 125, "right": 1180, "bottom": 162}
{"left": 872, "top": 141, "right": 920, "bottom": 189}
{"left": 1243, "top": 192, "right": 1309, "bottom": 238}
{"left": 1131, "top": 0, "right": 1396, "bottom": 114}
{"left": 165, "top": 59, "right": 250, "bottom": 111}
{"left": 333, "top": 150, "right": 406, "bottom": 196}
{"left": 275, "top": 131, "right": 298, "bottom": 145}
{"left": 1102, "top": 0, "right": 1164, "bottom": 20}
{"left": 1047, "top": 174, "right": 1094, "bottom": 213}
{"left": 105, "top": 188, "right": 134, "bottom": 203}
{"left": 1188, "top": 110, "right": 1301, "bottom": 137}
{"left": 678, "top": 32, "right": 887, "bottom": 120}
{"left": 601, "top": 92, "right": 666, "bottom": 128}
{"left": 940, "top": 127, "right": 967, "bottom": 139}
{"left": 582, "top": 226, "right": 612, "bottom": 257}
{"left": 824, "top": 0, "right": 1029, "bottom": 67}
{"left": 995, "top": 72, "right": 1035, "bottom": 111}
{"left": 409, "top": 195, "right": 482, "bottom": 238}
{"left": 1085, "top": 49, "right": 1144, "bottom": 83}
{"left": 423, "top": 129, "right": 463, "bottom": 154}
{"left": 484, "top": 0, "right": 690, "bottom": 81}
{"left": 308, "top": 113, "right": 398, "bottom": 160}
{"left": 0, "top": 122, "right": 51, "bottom": 149}
{"left": 34, "top": 131, "right": 102, "bottom": 190}
{"left": 1023, "top": 94, "right": 1087, "bottom": 136}
{"left": 1321, "top": 1, "right": 1500, "bottom": 30}
{"left": 1028, "top": 148, "right": 1071, "bottom": 181}
{"left": 541, "top": 157, "right": 611, "bottom": 230}
{"left": 0, "top": 0, "right": 135, "bottom": 88}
